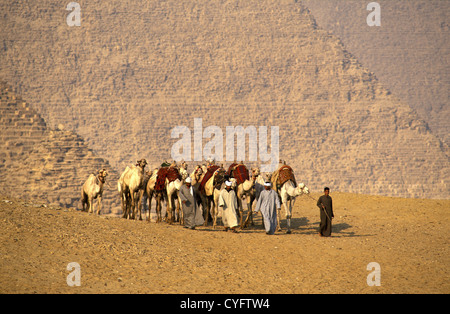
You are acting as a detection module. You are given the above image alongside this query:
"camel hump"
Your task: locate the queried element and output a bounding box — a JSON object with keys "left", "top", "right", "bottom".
{"left": 199, "top": 165, "right": 221, "bottom": 193}
{"left": 229, "top": 164, "right": 249, "bottom": 185}
{"left": 277, "top": 165, "right": 296, "bottom": 187}
{"left": 166, "top": 167, "right": 181, "bottom": 182}
{"left": 155, "top": 167, "right": 180, "bottom": 191}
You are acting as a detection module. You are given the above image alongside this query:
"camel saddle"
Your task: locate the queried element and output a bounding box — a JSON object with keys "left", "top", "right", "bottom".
{"left": 155, "top": 166, "right": 181, "bottom": 191}
{"left": 227, "top": 163, "right": 249, "bottom": 185}
{"left": 199, "top": 165, "right": 220, "bottom": 193}
{"left": 272, "top": 165, "right": 297, "bottom": 190}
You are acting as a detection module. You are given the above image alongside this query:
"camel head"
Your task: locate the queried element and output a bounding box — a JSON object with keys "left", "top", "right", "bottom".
{"left": 251, "top": 167, "right": 261, "bottom": 178}
{"left": 192, "top": 165, "right": 203, "bottom": 180}
{"left": 180, "top": 161, "right": 188, "bottom": 171}
{"left": 136, "top": 159, "right": 147, "bottom": 169}
{"left": 297, "top": 183, "right": 309, "bottom": 195}
{"left": 97, "top": 168, "right": 108, "bottom": 183}
{"left": 179, "top": 167, "right": 188, "bottom": 180}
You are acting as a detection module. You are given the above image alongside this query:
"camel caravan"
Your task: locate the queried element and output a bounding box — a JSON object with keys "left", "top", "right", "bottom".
{"left": 81, "top": 159, "right": 310, "bottom": 233}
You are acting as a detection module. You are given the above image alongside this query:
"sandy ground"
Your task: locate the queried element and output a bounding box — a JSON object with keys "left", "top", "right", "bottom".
{"left": 0, "top": 192, "right": 448, "bottom": 294}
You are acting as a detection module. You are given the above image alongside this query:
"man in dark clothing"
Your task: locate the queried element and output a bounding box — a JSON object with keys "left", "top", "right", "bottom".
{"left": 316, "top": 187, "right": 334, "bottom": 237}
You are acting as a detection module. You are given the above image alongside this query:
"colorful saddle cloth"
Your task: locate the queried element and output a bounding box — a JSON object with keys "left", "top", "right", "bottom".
{"left": 155, "top": 166, "right": 181, "bottom": 191}
{"left": 272, "top": 165, "right": 297, "bottom": 191}
{"left": 199, "top": 165, "right": 220, "bottom": 193}
{"left": 227, "top": 163, "right": 249, "bottom": 185}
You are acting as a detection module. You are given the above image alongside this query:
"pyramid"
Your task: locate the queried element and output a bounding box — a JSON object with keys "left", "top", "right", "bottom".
{"left": 0, "top": 0, "right": 448, "bottom": 198}
{"left": 0, "top": 81, "right": 121, "bottom": 213}
{"left": 302, "top": 0, "right": 450, "bottom": 146}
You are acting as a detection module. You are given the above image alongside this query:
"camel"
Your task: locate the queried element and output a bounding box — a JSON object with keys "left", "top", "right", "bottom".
{"left": 203, "top": 165, "right": 226, "bottom": 229}
{"left": 189, "top": 165, "right": 203, "bottom": 184}
{"left": 139, "top": 167, "right": 158, "bottom": 221}
{"left": 148, "top": 161, "right": 188, "bottom": 224}
{"left": 141, "top": 166, "right": 166, "bottom": 223}
{"left": 188, "top": 164, "right": 225, "bottom": 229}
{"left": 238, "top": 167, "right": 270, "bottom": 228}
{"left": 118, "top": 159, "right": 147, "bottom": 220}
{"left": 81, "top": 168, "right": 108, "bottom": 214}
{"left": 270, "top": 164, "right": 309, "bottom": 233}
{"left": 165, "top": 162, "right": 188, "bottom": 224}
{"left": 226, "top": 163, "right": 256, "bottom": 229}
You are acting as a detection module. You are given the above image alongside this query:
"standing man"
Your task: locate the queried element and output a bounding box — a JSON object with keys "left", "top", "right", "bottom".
{"left": 253, "top": 182, "right": 280, "bottom": 235}
{"left": 218, "top": 181, "right": 239, "bottom": 233}
{"left": 179, "top": 177, "right": 204, "bottom": 229}
{"left": 316, "top": 187, "right": 334, "bottom": 237}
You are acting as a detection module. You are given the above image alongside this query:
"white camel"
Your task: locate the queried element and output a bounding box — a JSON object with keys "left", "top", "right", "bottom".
{"left": 203, "top": 166, "right": 227, "bottom": 229}
{"left": 118, "top": 159, "right": 147, "bottom": 220}
{"left": 81, "top": 169, "right": 108, "bottom": 214}
{"left": 188, "top": 164, "right": 225, "bottom": 229}
{"left": 226, "top": 163, "right": 256, "bottom": 228}
{"left": 141, "top": 167, "right": 158, "bottom": 222}
{"left": 165, "top": 162, "right": 188, "bottom": 224}
{"left": 271, "top": 166, "right": 309, "bottom": 233}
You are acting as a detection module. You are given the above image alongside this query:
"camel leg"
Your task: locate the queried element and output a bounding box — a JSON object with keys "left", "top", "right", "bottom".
{"left": 177, "top": 196, "right": 183, "bottom": 225}
{"left": 237, "top": 197, "right": 244, "bottom": 228}
{"left": 129, "top": 193, "right": 135, "bottom": 220}
{"left": 176, "top": 193, "right": 181, "bottom": 224}
{"left": 172, "top": 194, "right": 179, "bottom": 223}
{"left": 155, "top": 194, "right": 161, "bottom": 223}
{"left": 91, "top": 197, "right": 96, "bottom": 214}
{"left": 96, "top": 196, "right": 102, "bottom": 215}
{"left": 202, "top": 197, "right": 210, "bottom": 226}
{"left": 210, "top": 198, "right": 217, "bottom": 229}
{"left": 277, "top": 207, "right": 282, "bottom": 231}
{"left": 136, "top": 191, "right": 141, "bottom": 220}
{"left": 286, "top": 200, "right": 292, "bottom": 234}
{"left": 121, "top": 192, "right": 126, "bottom": 218}
{"left": 147, "top": 191, "right": 153, "bottom": 222}
{"left": 125, "top": 192, "right": 132, "bottom": 219}
{"left": 242, "top": 200, "right": 253, "bottom": 229}
{"left": 81, "top": 192, "right": 87, "bottom": 212}
{"left": 136, "top": 191, "right": 143, "bottom": 221}
{"left": 166, "top": 194, "right": 173, "bottom": 224}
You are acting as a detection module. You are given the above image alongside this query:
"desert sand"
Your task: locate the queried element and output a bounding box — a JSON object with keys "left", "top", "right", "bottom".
{"left": 1, "top": 192, "right": 448, "bottom": 294}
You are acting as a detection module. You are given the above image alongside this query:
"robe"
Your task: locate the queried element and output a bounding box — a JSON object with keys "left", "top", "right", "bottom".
{"left": 218, "top": 188, "right": 239, "bottom": 228}
{"left": 179, "top": 184, "right": 204, "bottom": 228}
{"left": 317, "top": 194, "right": 334, "bottom": 237}
{"left": 254, "top": 189, "right": 280, "bottom": 234}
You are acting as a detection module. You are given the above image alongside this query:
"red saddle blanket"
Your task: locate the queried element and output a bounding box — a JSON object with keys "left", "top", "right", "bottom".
{"left": 199, "top": 165, "right": 220, "bottom": 193}
{"left": 227, "top": 164, "right": 249, "bottom": 185}
{"left": 277, "top": 165, "right": 296, "bottom": 187}
{"left": 155, "top": 167, "right": 181, "bottom": 191}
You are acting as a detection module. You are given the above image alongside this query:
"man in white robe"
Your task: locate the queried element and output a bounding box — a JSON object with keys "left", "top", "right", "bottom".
{"left": 218, "top": 181, "right": 239, "bottom": 233}
{"left": 254, "top": 182, "right": 280, "bottom": 235}
{"left": 179, "top": 177, "right": 204, "bottom": 229}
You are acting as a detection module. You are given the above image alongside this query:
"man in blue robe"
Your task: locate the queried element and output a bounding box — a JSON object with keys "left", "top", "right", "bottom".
{"left": 253, "top": 182, "right": 280, "bottom": 235}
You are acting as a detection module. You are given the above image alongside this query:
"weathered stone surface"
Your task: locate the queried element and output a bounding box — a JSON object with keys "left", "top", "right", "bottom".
{"left": 0, "top": 0, "right": 448, "bottom": 199}
{"left": 0, "top": 82, "right": 121, "bottom": 213}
